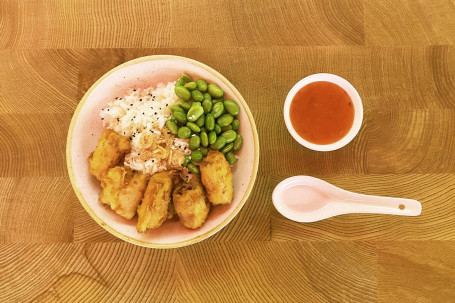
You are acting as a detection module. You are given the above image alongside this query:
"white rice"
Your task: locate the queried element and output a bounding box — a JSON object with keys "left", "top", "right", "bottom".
{"left": 100, "top": 81, "right": 190, "bottom": 174}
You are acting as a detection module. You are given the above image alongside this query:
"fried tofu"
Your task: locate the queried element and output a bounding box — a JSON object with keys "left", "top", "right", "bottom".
{"left": 88, "top": 129, "right": 130, "bottom": 180}
{"left": 99, "top": 166, "right": 148, "bottom": 220}
{"left": 200, "top": 150, "right": 233, "bottom": 205}
{"left": 136, "top": 171, "right": 176, "bottom": 232}
{"left": 173, "top": 177, "right": 210, "bottom": 229}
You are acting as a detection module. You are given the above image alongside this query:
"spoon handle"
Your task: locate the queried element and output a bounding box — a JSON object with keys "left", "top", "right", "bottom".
{"left": 332, "top": 193, "right": 422, "bottom": 217}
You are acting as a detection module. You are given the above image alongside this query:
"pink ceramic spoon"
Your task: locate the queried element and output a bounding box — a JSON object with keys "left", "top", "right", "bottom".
{"left": 272, "top": 176, "right": 422, "bottom": 223}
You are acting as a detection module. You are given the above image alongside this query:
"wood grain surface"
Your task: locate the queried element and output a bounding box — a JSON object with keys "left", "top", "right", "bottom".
{"left": 1, "top": 0, "right": 455, "bottom": 302}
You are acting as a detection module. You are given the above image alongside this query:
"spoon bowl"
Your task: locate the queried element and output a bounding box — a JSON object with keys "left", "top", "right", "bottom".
{"left": 272, "top": 176, "right": 422, "bottom": 222}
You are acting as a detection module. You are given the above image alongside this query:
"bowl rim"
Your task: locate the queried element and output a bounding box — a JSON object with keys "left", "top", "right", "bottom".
{"left": 66, "top": 55, "right": 260, "bottom": 248}
{"left": 283, "top": 73, "right": 363, "bottom": 151}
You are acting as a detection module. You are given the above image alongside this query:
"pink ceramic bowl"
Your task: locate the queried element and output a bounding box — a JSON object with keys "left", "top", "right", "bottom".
{"left": 67, "top": 55, "right": 259, "bottom": 248}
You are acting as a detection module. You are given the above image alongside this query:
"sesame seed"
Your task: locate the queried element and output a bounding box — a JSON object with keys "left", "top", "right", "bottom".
{"left": 142, "top": 112, "right": 145, "bottom": 115}
{"left": 101, "top": 118, "right": 104, "bottom": 120}
{"left": 166, "top": 104, "right": 168, "bottom": 107}
{"left": 119, "top": 98, "right": 122, "bottom": 100}
{"left": 107, "top": 109, "right": 109, "bottom": 111}
{"left": 130, "top": 104, "right": 133, "bottom": 106}
{"left": 133, "top": 89, "right": 136, "bottom": 91}
{"left": 139, "top": 99, "right": 142, "bottom": 101}
{"left": 129, "top": 137, "right": 132, "bottom": 140}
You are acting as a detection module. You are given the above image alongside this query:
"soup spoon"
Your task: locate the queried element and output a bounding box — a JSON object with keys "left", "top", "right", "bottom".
{"left": 272, "top": 176, "right": 422, "bottom": 222}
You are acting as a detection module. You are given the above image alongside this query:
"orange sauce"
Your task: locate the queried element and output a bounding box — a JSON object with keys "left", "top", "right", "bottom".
{"left": 289, "top": 81, "right": 354, "bottom": 145}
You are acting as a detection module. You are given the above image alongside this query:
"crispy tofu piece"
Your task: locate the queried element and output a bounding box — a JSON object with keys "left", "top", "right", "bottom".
{"left": 173, "top": 177, "right": 210, "bottom": 229}
{"left": 99, "top": 166, "right": 148, "bottom": 220}
{"left": 88, "top": 129, "right": 130, "bottom": 181}
{"left": 200, "top": 150, "right": 233, "bottom": 205}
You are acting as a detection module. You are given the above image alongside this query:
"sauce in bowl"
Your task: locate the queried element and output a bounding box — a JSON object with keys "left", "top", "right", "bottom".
{"left": 289, "top": 81, "right": 354, "bottom": 145}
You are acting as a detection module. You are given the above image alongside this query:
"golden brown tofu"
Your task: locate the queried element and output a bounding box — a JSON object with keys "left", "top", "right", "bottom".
{"left": 200, "top": 150, "right": 233, "bottom": 205}
{"left": 136, "top": 171, "right": 175, "bottom": 232}
{"left": 173, "top": 177, "right": 210, "bottom": 229}
{"left": 88, "top": 129, "right": 130, "bottom": 181}
{"left": 99, "top": 166, "right": 148, "bottom": 220}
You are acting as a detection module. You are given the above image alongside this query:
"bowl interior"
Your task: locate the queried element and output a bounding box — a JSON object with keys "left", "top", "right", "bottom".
{"left": 68, "top": 56, "right": 258, "bottom": 248}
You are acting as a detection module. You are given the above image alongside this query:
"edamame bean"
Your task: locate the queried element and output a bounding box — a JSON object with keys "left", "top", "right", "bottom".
{"left": 225, "top": 152, "right": 237, "bottom": 165}
{"left": 176, "top": 77, "right": 185, "bottom": 86}
{"left": 200, "top": 131, "right": 209, "bottom": 147}
{"left": 203, "top": 93, "right": 212, "bottom": 101}
{"left": 181, "top": 73, "right": 192, "bottom": 83}
{"left": 208, "top": 83, "right": 224, "bottom": 98}
{"left": 233, "top": 134, "right": 243, "bottom": 151}
{"left": 191, "top": 101, "right": 201, "bottom": 108}
{"left": 170, "top": 116, "right": 176, "bottom": 122}
{"left": 191, "top": 150, "right": 203, "bottom": 162}
{"left": 200, "top": 126, "right": 207, "bottom": 133}
{"left": 202, "top": 99, "right": 212, "bottom": 114}
{"left": 196, "top": 114, "right": 205, "bottom": 127}
{"left": 182, "top": 155, "right": 191, "bottom": 167}
{"left": 214, "top": 124, "right": 221, "bottom": 134}
{"left": 174, "top": 86, "right": 191, "bottom": 101}
{"left": 221, "top": 130, "right": 237, "bottom": 143}
{"left": 212, "top": 98, "right": 223, "bottom": 104}
{"left": 200, "top": 146, "right": 208, "bottom": 157}
{"left": 170, "top": 104, "right": 184, "bottom": 113}
{"left": 196, "top": 79, "right": 208, "bottom": 92}
{"left": 211, "top": 102, "right": 224, "bottom": 118}
{"left": 184, "top": 81, "right": 197, "bottom": 91}
{"left": 187, "top": 163, "right": 200, "bottom": 174}
{"left": 189, "top": 135, "right": 201, "bottom": 150}
{"left": 208, "top": 131, "right": 217, "bottom": 145}
{"left": 232, "top": 119, "right": 240, "bottom": 131}
{"left": 165, "top": 120, "right": 178, "bottom": 135}
{"left": 220, "top": 143, "right": 234, "bottom": 154}
{"left": 187, "top": 105, "right": 204, "bottom": 122}
{"left": 179, "top": 101, "right": 191, "bottom": 111}
{"left": 217, "top": 113, "right": 234, "bottom": 127}
{"left": 187, "top": 122, "right": 200, "bottom": 133}
{"left": 178, "top": 126, "right": 191, "bottom": 139}
{"left": 173, "top": 111, "right": 187, "bottom": 124}
{"left": 210, "top": 136, "right": 226, "bottom": 150}
{"left": 191, "top": 90, "right": 204, "bottom": 102}
{"left": 221, "top": 125, "right": 232, "bottom": 132}
{"left": 223, "top": 100, "right": 240, "bottom": 116}
{"left": 205, "top": 114, "right": 215, "bottom": 131}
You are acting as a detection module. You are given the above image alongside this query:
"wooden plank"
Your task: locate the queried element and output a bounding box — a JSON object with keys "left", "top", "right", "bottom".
{"left": 377, "top": 241, "right": 455, "bottom": 302}
{"left": 0, "top": 177, "right": 74, "bottom": 243}
{"left": 365, "top": 0, "right": 455, "bottom": 45}
{"left": 1, "top": 0, "right": 364, "bottom": 49}
{"left": 271, "top": 174, "right": 455, "bottom": 241}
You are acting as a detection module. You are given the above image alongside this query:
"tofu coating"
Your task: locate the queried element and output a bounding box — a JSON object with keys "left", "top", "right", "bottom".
{"left": 173, "top": 177, "right": 210, "bottom": 229}
{"left": 88, "top": 129, "right": 130, "bottom": 180}
{"left": 99, "top": 166, "right": 148, "bottom": 220}
{"left": 200, "top": 150, "right": 233, "bottom": 205}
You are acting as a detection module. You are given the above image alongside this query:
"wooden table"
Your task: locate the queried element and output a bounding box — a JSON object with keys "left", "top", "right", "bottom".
{"left": 1, "top": 1, "right": 455, "bottom": 302}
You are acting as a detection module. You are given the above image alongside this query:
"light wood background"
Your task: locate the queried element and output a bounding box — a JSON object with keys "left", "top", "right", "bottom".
{"left": 1, "top": 0, "right": 455, "bottom": 302}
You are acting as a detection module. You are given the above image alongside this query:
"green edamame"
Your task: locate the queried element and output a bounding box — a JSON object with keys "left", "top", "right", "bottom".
{"left": 191, "top": 101, "right": 201, "bottom": 108}
{"left": 189, "top": 135, "right": 201, "bottom": 150}
{"left": 225, "top": 152, "right": 237, "bottom": 165}
{"left": 174, "top": 86, "right": 191, "bottom": 101}
{"left": 200, "top": 126, "right": 207, "bottom": 133}
{"left": 212, "top": 98, "right": 224, "bottom": 104}
{"left": 203, "top": 93, "right": 212, "bottom": 101}
{"left": 221, "top": 130, "right": 237, "bottom": 143}
{"left": 187, "top": 105, "right": 204, "bottom": 122}
{"left": 205, "top": 113, "right": 215, "bottom": 131}
{"left": 187, "top": 122, "right": 200, "bottom": 133}
{"left": 208, "top": 131, "right": 217, "bottom": 145}
{"left": 182, "top": 155, "right": 191, "bottom": 167}
{"left": 191, "top": 90, "right": 204, "bottom": 102}
{"left": 184, "top": 81, "right": 197, "bottom": 91}
{"left": 200, "top": 131, "right": 209, "bottom": 147}
{"left": 181, "top": 73, "right": 192, "bottom": 83}
{"left": 210, "top": 136, "right": 226, "bottom": 150}
{"left": 221, "top": 125, "right": 232, "bottom": 132}
{"left": 191, "top": 150, "right": 203, "bottom": 162}
{"left": 200, "top": 146, "right": 208, "bottom": 157}
{"left": 223, "top": 100, "right": 240, "bottom": 116}
{"left": 195, "top": 114, "right": 205, "bottom": 127}
{"left": 220, "top": 143, "right": 234, "bottom": 154}
{"left": 233, "top": 134, "right": 243, "bottom": 151}
{"left": 173, "top": 111, "right": 188, "bottom": 124}
{"left": 170, "top": 104, "right": 184, "bottom": 113}
{"left": 202, "top": 99, "right": 212, "bottom": 114}
{"left": 196, "top": 79, "right": 208, "bottom": 92}
{"left": 187, "top": 163, "right": 200, "bottom": 174}
{"left": 214, "top": 124, "right": 221, "bottom": 134}
{"left": 211, "top": 102, "right": 224, "bottom": 118}
{"left": 208, "top": 83, "right": 224, "bottom": 98}
{"left": 179, "top": 101, "right": 191, "bottom": 111}
{"left": 217, "top": 113, "right": 234, "bottom": 127}
{"left": 176, "top": 78, "right": 185, "bottom": 86}
{"left": 165, "top": 120, "right": 178, "bottom": 135}
{"left": 178, "top": 126, "right": 191, "bottom": 139}
{"left": 232, "top": 119, "right": 240, "bottom": 131}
